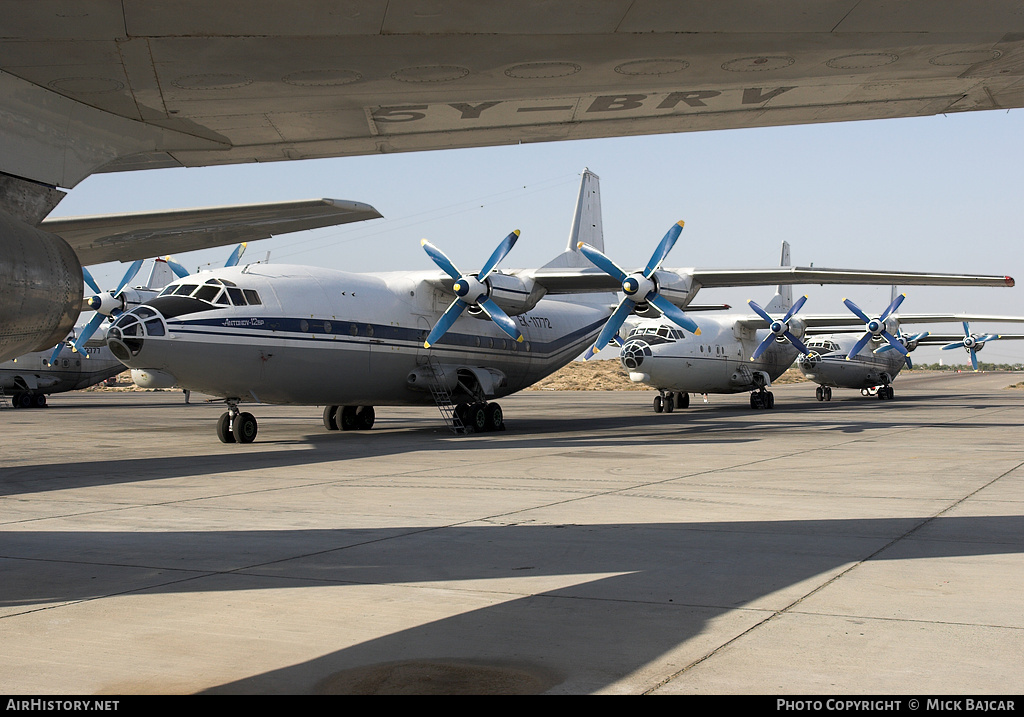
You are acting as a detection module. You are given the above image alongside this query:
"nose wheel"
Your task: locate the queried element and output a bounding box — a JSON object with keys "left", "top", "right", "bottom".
{"left": 815, "top": 385, "right": 833, "bottom": 401}
{"left": 217, "top": 401, "right": 258, "bottom": 443}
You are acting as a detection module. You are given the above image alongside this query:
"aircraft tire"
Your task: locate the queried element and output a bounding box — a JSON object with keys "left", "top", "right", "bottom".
{"left": 355, "top": 405, "right": 375, "bottom": 430}
{"left": 465, "top": 403, "right": 487, "bottom": 433}
{"left": 824, "top": 387, "right": 832, "bottom": 401}
{"left": 653, "top": 395, "right": 664, "bottom": 413}
{"left": 484, "top": 402, "right": 504, "bottom": 431}
{"left": 816, "top": 386, "right": 824, "bottom": 401}
{"left": 664, "top": 394, "right": 674, "bottom": 413}
{"left": 676, "top": 392, "right": 689, "bottom": 409}
{"left": 217, "top": 412, "right": 236, "bottom": 443}
{"left": 339, "top": 405, "right": 359, "bottom": 430}
{"left": 233, "top": 412, "right": 258, "bottom": 443}
{"left": 766, "top": 391, "right": 775, "bottom": 409}
{"left": 15, "top": 392, "right": 32, "bottom": 409}
{"left": 31, "top": 393, "right": 46, "bottom": 408}
{"left": 323, "top": 405, "right": 340, "bottom": 430}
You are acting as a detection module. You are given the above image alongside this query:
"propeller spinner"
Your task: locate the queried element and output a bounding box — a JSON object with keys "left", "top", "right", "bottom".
{"left": 421, "top": 231, "right": 524, "bottom": 349}
{"left": 578, "top": 220, "right": 699, "bottom": 356}
{"left": 942, "top": 321, "right": 999, "bottom": 371}
{"left": 747, "top": 295, "right": 810, "bottom": 360}
{"left": 842, "top": 293, "right": 908, "bottom": 361}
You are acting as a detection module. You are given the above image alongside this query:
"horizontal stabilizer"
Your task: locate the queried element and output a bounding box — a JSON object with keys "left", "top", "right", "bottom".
{"left": 43, "top": 198, "right": 382, "bottom": 266}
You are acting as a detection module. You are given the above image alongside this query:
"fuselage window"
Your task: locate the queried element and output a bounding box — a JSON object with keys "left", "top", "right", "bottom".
{"left": 194, "top": 285, "right": 220, "bottom": 302}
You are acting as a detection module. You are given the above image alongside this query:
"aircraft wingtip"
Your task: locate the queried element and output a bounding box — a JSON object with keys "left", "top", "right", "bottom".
{"left": 1006, "top": 276, "right": 1015, "bottom": 287}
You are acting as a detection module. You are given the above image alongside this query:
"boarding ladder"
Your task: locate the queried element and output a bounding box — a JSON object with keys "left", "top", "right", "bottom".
{"left": 0, "top": 387, "right": 11, "bottom": 409}
{"left": 424, "top": 358, "right": 466, "bottom": 434}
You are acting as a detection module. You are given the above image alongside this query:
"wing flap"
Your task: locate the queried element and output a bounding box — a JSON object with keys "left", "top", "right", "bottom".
{"left": 43, "top": 198, "right": 382, "bottom": 266}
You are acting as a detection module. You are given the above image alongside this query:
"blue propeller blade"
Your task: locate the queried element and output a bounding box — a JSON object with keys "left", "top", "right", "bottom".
{"left": 479, "top": 231, "right": 519, "bottom": 280}
{"left": 842, "top": 298, "right": 871, "bottom": 324}
{"left": 650, "top": 294, "right": 700, "bottom": 334}
{"left": 784, "top": 331, "right": 810, "bottom": 355}
{"left": 478, "top": 297, "right": 524, "bottom": 344}
{"left": 164, "top": 257, "right": 190, "bottom": 278}
{"left": 577, "top": 243, "right": 627, "bottom": 284}
{"left": 424, "top": 299, "right": 468, "bottom": 348}
{"left": 847, "top": 332, "right": 874, "bottom": 360}
{"left": 49, "top": 342, "right": 66, "bottom": 363}
{"left": 224, "top": 243, "right": 247, "bottom": 268}
{"left": 880, "top": 330, "right": 909, "bottom": 355}
{"left": 71, "top": 312, "right": 106, "bottom": 356}
{"left": 783, "top": 294, "right": 808, "bottom": 322}
{"left": 970, "top": 349, "right": 979, "bottom": 371}
{"left": 421, "top": 239, "right": 463, "bottom": 282}
{"left": 114, "top": 260, "right": 144, "bottom": 295}
{"left": 82, "top": 266, "right": 101, "bottom": 294}
{"left": 592, "top": 299, "right": 635, "bottom": 355}
{"left": 643, "top": 221, "right": 684, "bottom": 277}
{"left": 879, "top": 293, "right": 906, "bottom": 321}
{"left": 747, "top": 300, "right": 773, "bottom": 324}
{"left": 750, "top": 333, "right": 778, "bottom": 361}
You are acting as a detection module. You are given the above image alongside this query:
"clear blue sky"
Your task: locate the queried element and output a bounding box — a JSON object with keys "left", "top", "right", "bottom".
{"left": 55, "top": 108, "right": 1024, "bottom": 365}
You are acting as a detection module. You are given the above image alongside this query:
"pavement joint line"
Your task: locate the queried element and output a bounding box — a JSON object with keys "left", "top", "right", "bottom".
{"left": 643, "top": 453, "right": 1024, "bottom": 694}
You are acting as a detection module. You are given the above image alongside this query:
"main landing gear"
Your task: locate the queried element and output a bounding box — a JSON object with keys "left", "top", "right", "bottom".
{"left": 862, "top": 385, "right": 895, "bottom": 400}
{"left": 454, "top": 401, "right": 505, "bottom": 433}
{"left": 653, "top": 391, "right": 689, "bottom": 413}
{"left": 217, "top": 401, "right": 258, "bottom": 444}
{"left": 11, "top": 392, "right": 47, "bottom": 408}
{"left": 749, "top": 388, "right": 775, "bottom": 410}
{"left": 815, "top": 385, "right": 833, "bottom": 402}
{"left": 323, "top": 405, "right": 376, "bottom": 431}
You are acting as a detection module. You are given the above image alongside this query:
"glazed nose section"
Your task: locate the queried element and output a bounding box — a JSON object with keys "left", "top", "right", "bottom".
{"left": 106, "top": 306, "right": 167, "bottom": 363}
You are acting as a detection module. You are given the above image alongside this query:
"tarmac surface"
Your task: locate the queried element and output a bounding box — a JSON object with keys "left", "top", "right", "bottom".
{"left": 1, "top": 371, "right": 1022, "bottom": 695}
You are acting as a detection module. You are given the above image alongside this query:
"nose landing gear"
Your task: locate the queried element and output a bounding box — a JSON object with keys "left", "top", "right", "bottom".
{"left": 815, "top": 385, "right": 833, "bottom": 401}
{"left": 217, "top": 400, "right": 258, "bottom": 444}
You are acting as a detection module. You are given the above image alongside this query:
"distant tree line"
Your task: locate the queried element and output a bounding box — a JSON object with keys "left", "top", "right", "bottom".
{"left": 907, "top": 363, "right": 1024, "bottom": 372}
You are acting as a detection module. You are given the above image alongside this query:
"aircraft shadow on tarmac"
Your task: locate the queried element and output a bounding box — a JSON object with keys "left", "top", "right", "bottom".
{"left": 0, "top": 402, "right": 1017, "bottom": 499}
{"left": 2, "top": 514, "right": 1022, "bottom": 693}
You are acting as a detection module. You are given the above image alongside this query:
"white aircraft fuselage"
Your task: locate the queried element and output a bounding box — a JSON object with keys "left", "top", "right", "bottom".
{"left": 0, "top": 343, "right": 122, "bottom": 408}
{"left": 619, "top": 314, "right": 799, "bottom": 396}
{"left": 798, "top": 334, "right": 909, "bottom": 394}
{"left": 108, "top": 264, "right": 610, "bottom": 408}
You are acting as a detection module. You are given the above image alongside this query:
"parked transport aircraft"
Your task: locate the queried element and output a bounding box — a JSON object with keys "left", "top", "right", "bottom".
{"left": 800, "top": 317, "right": 1024, "bottom": 401}
{"left": 592, "top": 253, "right": 1024, "bottom": 411}
{"left": 102, "top": 171, "right": 1017, "bottom": 442}
{"left": 4, "top": 4, "right": 1024, "bottom": 364}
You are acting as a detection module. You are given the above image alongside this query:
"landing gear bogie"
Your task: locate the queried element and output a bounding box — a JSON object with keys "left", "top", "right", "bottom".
{"left": 456, "top": 401, "right": 505, "bottom": 433}
{"left": 323, "top": 405, "right": 376, "bottom": 431}
{"left": 815, "top": 385, "right": 832, "bottom": 402}
{"left": 750, "top": 389, "right": 775, "bottom": 410}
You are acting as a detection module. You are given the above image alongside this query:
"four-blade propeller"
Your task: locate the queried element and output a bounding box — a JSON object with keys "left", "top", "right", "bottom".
{"left": 842, "top": 293, "right": 908, "bottom": 361}
{"left": 421, "top": 231, "right": 524, "bottom": 349}
{"left": 747, "top": 295, "right": 810, "bottom": 360}
{"left": 578, "top": 220, "right": 699, "bottom": 356}
{"left": 941, "top": 321, "right": 999, "bottom": 371}
{"left": 52, "top": 260, "right": 144, "bottom": 361}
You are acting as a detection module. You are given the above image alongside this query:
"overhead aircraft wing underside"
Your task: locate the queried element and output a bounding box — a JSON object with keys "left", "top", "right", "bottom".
{"left": 41, "top": 198, "right": 381, "bottom": 266}
{"left": 4, "top": 3, "right": 1024, "bottom": 188}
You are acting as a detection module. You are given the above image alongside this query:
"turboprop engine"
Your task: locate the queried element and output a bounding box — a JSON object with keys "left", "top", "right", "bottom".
{"left": 0, "top": 211, "right": 82, "bottom": 362}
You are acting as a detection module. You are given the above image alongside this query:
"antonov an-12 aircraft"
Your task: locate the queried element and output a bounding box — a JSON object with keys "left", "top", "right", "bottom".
{"left": 799, "top": 316, "right": 1024, "bottom": 401}
{"left": 103, "top": 170, "right": 1017, "bottom": 443}
{"left": 584, "top": 245, "right": 1023, "bottom": 412}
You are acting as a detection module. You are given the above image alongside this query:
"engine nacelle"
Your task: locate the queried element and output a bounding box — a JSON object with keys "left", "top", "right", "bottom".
{"left": 0, "top": 211, "right": 82, "bottom": 361}
{"left": 473, "top": 273, "right": 545, "bottom": 318}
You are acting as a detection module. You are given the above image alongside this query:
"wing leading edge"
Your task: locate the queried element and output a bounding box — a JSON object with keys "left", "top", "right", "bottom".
{"left": 43, "top": 198, "right": 382, "bottom": 266}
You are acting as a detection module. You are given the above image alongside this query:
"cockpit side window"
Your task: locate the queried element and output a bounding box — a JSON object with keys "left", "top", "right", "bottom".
{"left": 242, "top": 289, "right": 262, "bottom": 305}
{"left": 173, "top": 284, "right": 198, "bottom": 296}
{"left": 226, "top": 287, "right": 246, "bottom": 305}
{"left": 194, "top": 285, "right": 220, "bottom": 302}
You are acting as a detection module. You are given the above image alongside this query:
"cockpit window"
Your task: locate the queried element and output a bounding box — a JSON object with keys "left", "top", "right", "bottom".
{"left": 194, "top": 285, "right": 220, "bottom": 302}
{"left": 226, "top": 287, "right": 245, "bottom": 305}
{"left": 243, "top": 289, "right": 261, "bottom": 305}
{"left": 173, "top": 284, "right": 198, "bottom": 296}
{"left": 159, "top": 278, "right": 261, "bottom": 307}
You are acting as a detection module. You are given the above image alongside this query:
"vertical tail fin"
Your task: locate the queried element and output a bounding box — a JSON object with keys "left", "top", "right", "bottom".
{"left": 541, "top": 168, "right": 603, "bottom": 270}
{"left": 763, "top": 241, "right": 793, "bottom": 313}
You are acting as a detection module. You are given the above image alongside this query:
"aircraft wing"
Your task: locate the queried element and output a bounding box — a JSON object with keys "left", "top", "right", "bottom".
{"left": 916, "top": 333, "right": 1024, "bottom": 344}
{"left": 688, "top": 268, "right": 1015, "bottom": 290}
{"left": 5, "top": 4, "right": 1024, "bottom": 190}
{"left": 41, "top": 199, "right": 382, "bottom": 266}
